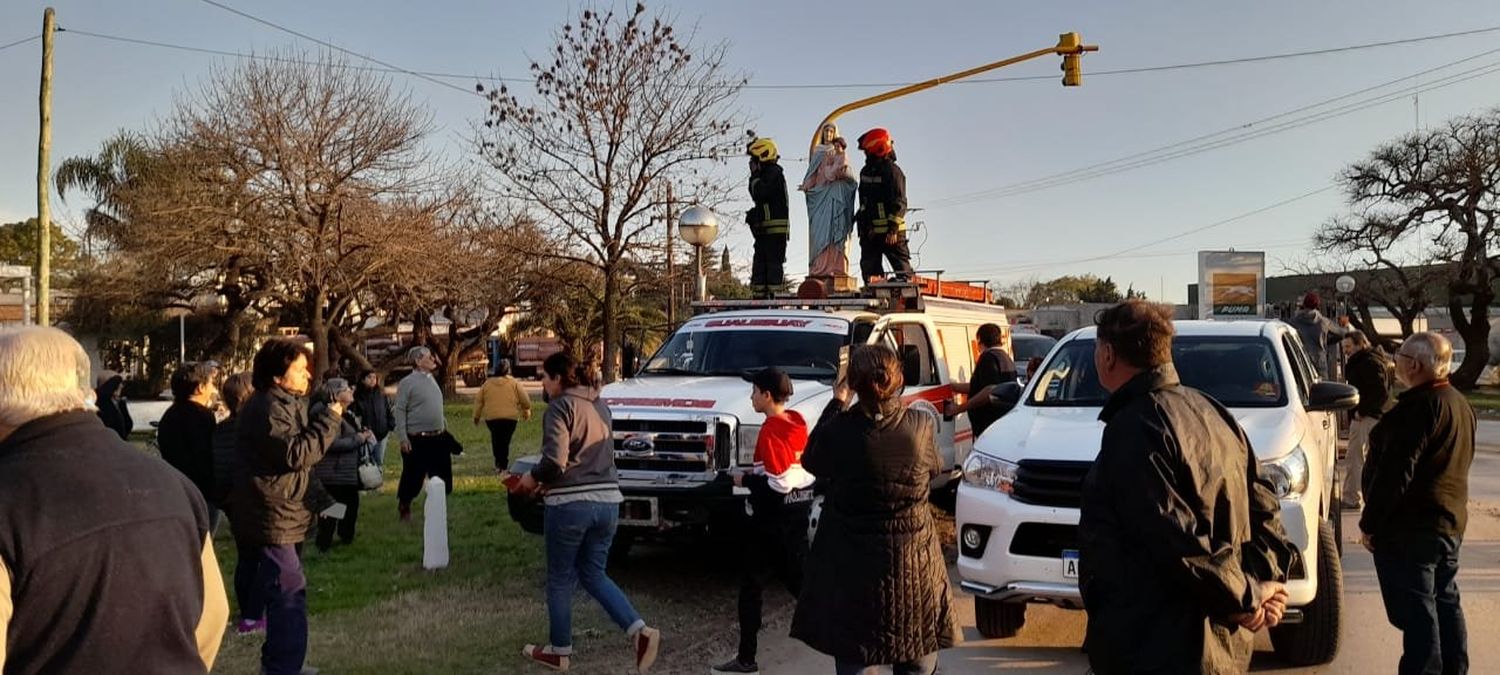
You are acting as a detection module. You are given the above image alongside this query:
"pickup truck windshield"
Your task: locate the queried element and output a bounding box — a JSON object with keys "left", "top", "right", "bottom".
{"left": 1029, "top": 336, "right": 1287, "bottom": 408}
{"left": 641, "top": 317, "right": 849, "bottom": 379}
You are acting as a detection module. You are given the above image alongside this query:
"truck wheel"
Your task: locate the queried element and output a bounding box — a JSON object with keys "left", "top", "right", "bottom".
{"left": 608, "top": 531, "right": 635, "bottom": 565}
{"left": 1270, "top": 519, "right": 1343, "bottom": 666}
{"left": 507, "top": 494, "right": 544, "bottom": 535}
{"left": 929, "top": 481, "right": 958, "bottom": 514}
{"left": 463, "top": 370, "right": 483, "bottom": 387}
{"left": 975, "top": 597, "right": 1026, "bottom": 639}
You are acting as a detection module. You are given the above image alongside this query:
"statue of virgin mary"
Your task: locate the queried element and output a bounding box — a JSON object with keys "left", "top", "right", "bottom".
{"left": 800, "top": 123, "right": 858, "bottom": 288}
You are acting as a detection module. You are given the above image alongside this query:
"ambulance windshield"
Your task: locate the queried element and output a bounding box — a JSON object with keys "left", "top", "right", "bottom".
{"left": 640, "top": 316, "right": 850, "bottom": 380}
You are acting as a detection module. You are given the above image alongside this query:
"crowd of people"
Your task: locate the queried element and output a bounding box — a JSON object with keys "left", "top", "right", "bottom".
{"left": 0, "top": 292, "right": 1479, "bottom": 674}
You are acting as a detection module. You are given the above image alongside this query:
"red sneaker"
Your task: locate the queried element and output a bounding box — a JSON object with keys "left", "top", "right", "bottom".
{"left": 633, "top": 626, "right": 661, "bottom": 673}
{"left": 521, "top": 644, "right": 571, "bottom": 672}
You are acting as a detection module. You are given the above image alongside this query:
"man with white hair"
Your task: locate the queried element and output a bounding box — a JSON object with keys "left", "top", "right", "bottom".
{"left": 394, "top": 345, "right": 454, "bottom": 522}
{"left": 1361, "top": 331, "right": 1473, "bottom": 675}
{"left": 0, "top": 326, "right": 228, "bottom": 673}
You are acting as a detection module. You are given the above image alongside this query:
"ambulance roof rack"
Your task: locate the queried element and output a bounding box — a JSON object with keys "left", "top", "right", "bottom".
{"left": 690, "top": 297, "right": 883, "bottom": 313}
{"left": 689, "top": 270, "right": 993, "bottom": 315}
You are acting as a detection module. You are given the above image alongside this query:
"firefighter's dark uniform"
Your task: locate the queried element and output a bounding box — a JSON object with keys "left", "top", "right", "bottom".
{"left": 747, "top": 160, "right": 790, "bottom": 296}
{"left": 855, "top": 154, "right": 913, "bottom": 281}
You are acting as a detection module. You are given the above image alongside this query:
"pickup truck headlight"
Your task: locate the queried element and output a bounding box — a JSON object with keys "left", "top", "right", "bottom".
{"left": 1260, "top": 446, "right": 1309, "bottom": 500}
{"left": 963, "top": 453, "right": 1017, "bottom": 494}
{"left": 736, "top": 424, "right": 760, "bottom": 466}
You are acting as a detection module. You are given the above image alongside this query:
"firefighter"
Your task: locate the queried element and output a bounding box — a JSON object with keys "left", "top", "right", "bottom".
{"left": 746, "top": 137, "right": 790, "bottom": 298}
{"left": 854, "top": 128, "right": 913, "bottom": 284}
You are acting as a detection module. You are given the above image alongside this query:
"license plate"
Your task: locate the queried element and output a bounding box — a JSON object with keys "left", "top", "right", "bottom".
{"left": 1062, "top": 549, "right": 1080, "bottom": 579}
{"left": 619, "top": 497, "right": 658, "bottom": 527}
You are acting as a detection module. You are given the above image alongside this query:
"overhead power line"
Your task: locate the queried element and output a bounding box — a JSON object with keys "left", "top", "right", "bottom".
{"left": 947, "top": 185, "right": 1336, "bottom": 278}
{"left": 0, "top": 34, "right": 41, "bottom": 53}
{"left": 55, "top": 22, "right": 1500, "bottom": 91}
{"left": 927, "top": 47, "right": 1500, "bottom": 209}
{"left": 190, "top": 0, "right": 480, "bottom": 97}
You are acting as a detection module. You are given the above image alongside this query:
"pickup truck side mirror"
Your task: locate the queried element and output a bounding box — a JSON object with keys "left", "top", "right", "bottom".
{"left": 1306, "top": 381, "right": 1359, "bottom": 412}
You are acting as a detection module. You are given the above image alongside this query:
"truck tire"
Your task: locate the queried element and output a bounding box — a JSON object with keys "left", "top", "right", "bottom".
{"left": 608, "top": 531, "right": 635, "bottom": 565}
{"left": 1270, "top": 519, "right": 1343, "bottom": 666}
{"left": 975, "top": 597, "right": 1026, "bottom": 639}
{"left": 462, "top": 370, "right": 484, "bottom": 387}
{"left": 507, "top": 494, "right": 544, "bottom": 535}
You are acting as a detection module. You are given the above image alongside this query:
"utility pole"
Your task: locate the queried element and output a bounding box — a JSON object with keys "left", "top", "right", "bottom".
{"left": 37, "top": 7, "right": 56, "bottom": 326}
{"left": 665, "top": 183, "right": 676, "bottom": 327}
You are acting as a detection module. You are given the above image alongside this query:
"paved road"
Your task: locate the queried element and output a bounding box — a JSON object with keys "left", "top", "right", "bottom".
{"left": 762, "top": 425, "right": 1500, "bottom": 674}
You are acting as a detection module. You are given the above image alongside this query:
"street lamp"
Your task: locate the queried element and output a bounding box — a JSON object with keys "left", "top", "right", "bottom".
{"left": 1335, "top": 274, "right": 1356, "bottom": 380}
{"left": 678, "top": 205, "right": 719, "bottom": 302}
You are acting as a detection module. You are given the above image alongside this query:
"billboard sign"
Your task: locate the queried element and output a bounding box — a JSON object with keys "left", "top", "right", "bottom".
{"left": 1198, "top": 251, "right": 1265, "bottom": 319}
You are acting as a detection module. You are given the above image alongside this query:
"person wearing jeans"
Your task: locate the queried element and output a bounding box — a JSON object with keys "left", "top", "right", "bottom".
{"left": 514, "top": 351, "right": 661, "bottom": 674}
{"left": 231, "top": 339, "right": 343, "bottom": 675}
{"left": 1372, "top": 534, "right": 1467, "bottom": 675}
{"left": 1361, "top": 332, "right": 1474, "bottom": 675}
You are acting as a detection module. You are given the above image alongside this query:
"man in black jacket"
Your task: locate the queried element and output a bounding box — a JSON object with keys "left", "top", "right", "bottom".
{"left": 854, "top": 128, "right": 913, "bottom": 284}
{"left": 231, "top": 339, "right": 343, "bottom": 675}
{"left": 1080, "top": 301, "right": 1298, "bottom": 674}
{"left": 0, "top": 326, "right": 228, "bottom": 674}
{"left": 1361, "top": 331, "right": 1472, "bottom": 675}
{"left": 160, "top": 361, "right": 222, "bottom": 529}
{"left": 746, "top": 137, "right": 790, "bottom": 298}
{"left": 1341, "top": 330, "right": 1392, "bottom": 509}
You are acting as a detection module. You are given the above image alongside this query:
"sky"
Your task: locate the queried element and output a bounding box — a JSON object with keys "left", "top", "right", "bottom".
{"left": 3, "top": 0, "right": 1500, "bottom": 303}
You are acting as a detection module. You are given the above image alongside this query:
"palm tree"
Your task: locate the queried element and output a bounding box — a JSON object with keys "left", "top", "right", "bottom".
{"left": 54, "top": 131, "right": 152, "bottom": 253}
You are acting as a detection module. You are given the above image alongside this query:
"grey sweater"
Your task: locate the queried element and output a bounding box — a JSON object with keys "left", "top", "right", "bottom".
{"left": 529, "top": 387, "right": 621, "bottom": 505}
{"left": 394, "top": 370, "right": 445, "bottom": 444}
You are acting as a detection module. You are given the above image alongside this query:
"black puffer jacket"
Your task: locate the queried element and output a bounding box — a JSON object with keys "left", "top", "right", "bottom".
{"left": 790, "top": 398, "right": 960, "bottom": 664}
{"left": 1080, "top": 366, "right": 1298, "bottom": 675}
{"left": 210, "top": 416, "right": 240, "bottom": 509}
{"left": 94, "top": 375, "right": 133, "bottom": 440}
{"left": 354, "top": 385, "right": 392, "bottom": 438}
{"left": 230, "top": 387, "right": 341, "bottom": 546}
{"left": 312, "top": 404, "right": 364, "bottom": 488}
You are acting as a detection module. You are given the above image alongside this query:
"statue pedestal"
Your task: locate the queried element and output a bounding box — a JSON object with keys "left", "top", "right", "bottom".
{"left": 799, "top": 274, "right": 860, "bottom": 299}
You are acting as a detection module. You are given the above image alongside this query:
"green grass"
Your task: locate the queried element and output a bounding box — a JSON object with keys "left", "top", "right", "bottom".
{"left": 209, "top": 402, "right": 567, "bottom": 674}
{"left": 205, "top": 400, "right": 754, "bottom": 674}
{"left": 1465, "top": 388, "right": 1500, "bottom": 418}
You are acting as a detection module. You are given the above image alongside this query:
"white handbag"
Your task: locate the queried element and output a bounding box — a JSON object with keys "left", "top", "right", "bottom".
{"left": 357, "top": 441, "right": 384, "bottom": 490}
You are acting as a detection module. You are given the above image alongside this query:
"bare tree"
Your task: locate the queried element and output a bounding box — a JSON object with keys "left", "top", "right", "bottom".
{"left": 477, "top": 3, "right": 746, "bottom": 382}
{"left": 144, "top": 51, "right": 445, "bottom": 377}
{"left": 1315, "top": 109, "right": 1500, "bottom": 388}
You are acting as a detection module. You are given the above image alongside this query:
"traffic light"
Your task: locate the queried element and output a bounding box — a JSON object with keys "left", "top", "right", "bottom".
{"left": 1054, "top": 32, "right": 1095, "bottom": 87}
{"left": 1062, "top": 53, "right": 1082, "bottom": 87}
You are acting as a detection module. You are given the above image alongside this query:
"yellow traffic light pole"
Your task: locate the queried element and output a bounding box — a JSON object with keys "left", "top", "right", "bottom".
{"left": 808, "top": 32, "right": 1098, "bottom": 154}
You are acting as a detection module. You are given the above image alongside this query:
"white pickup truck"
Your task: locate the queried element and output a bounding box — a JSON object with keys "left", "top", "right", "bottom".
{"left": 956, "top": 320, "right": 1358, "bottom": 666}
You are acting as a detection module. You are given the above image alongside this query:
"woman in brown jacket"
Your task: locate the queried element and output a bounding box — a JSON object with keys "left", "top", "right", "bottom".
{"left": 790, "top": 344, "right": 960, "bottom": 675}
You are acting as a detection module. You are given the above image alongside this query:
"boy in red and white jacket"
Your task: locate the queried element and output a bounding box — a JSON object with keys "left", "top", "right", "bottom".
{"left": 713, "top": 368, "right": 815, "bottom": 675}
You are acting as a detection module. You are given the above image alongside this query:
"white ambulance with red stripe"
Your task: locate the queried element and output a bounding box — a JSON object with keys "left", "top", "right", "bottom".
{"left": 513, "top": 283, "right": 1010, "bottom": 549}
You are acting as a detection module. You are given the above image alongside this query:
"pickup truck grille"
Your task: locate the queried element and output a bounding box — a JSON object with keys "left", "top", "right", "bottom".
{"left": 612, "top": 418, "right": 733, "bottom": 473}
{"left": 1012, "top": 459, "right": 1092, "bottom": 508}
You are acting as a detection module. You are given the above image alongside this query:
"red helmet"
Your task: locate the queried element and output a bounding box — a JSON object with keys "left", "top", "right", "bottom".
{"left": 857, "top": 127, "right": 894, "bottom": 158}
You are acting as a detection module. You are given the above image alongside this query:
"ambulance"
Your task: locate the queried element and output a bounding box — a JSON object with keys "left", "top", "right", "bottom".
{"left": 507, "top": 279, "right": 1011, "bottom": 554}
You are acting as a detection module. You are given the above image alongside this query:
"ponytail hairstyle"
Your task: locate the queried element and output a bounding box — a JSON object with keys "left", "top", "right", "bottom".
{"left": 542, "top": 351, "right": 601, "bottom": 390}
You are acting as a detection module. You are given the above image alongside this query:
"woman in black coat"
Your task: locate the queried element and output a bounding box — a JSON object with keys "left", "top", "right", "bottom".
{"left": 94, "top": 372, "right": 133, "bottom": 440}
{"left": 311, "top": 378, "right": 372, "bottom": 552}
{"left": 790, "top": 344, "right": 960, "bottom": 675}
